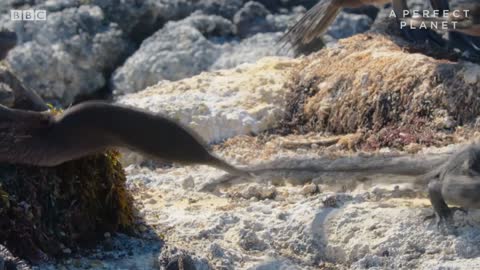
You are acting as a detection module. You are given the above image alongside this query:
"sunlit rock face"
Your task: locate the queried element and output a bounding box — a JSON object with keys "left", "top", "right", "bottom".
{"left": 116, "top": 57, "right": 298, "bottom": 143}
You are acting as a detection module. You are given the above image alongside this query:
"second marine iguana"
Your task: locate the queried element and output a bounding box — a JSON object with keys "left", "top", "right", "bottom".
{"left": 202, "top": 143, "right": 480, "bottom": 226}
{"left": 280, "top": 0, "right": 480, "bottom": 57}
{"left": 279, "top": 0, "right": 446, "bottom": 55}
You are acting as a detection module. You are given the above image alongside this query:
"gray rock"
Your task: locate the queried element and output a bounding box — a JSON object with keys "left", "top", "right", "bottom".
{"left": 183, "top": 11, "right": 235, "bottom": 38}
{"left": 111, "top": 13, "right": 231, "bottom": 95}
{"left": 194, "top": 0, "right": 246, "bottom": 19}
{"left": 0, "top": 245, "right": 30, "bottom": 270}
{"left": 91, "top": 0, "right": 195, "bottom": 42}
{"left": 233, "top": 1, "right": 272, "bottom": 38}
{"left": 255, "top": 0, "right": 318, "bottom": 12}
{"left": 159, "top": 246, "right": 211, "bottom": 270}
{"left": 6, "top": 5, "right": 132, "bottom": 104}
{"left": 326, "top": 11, "right": 373, "bottom": 40}
{"left": 211, "top": 32, "right": 287, "bottom": 70}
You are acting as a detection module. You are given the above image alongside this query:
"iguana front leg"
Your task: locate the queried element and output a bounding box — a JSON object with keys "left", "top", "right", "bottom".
{"left": 427, "top": 179, "right": 455, "bottom": 226}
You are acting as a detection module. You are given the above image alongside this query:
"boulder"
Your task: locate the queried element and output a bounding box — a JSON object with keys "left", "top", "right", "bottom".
{"left": 233, "top": 1, "right": 272, "bottom": 38}
{"left": 6, "top": 5, "right": 132, "bottom": 105}
{"left": 111, "top": 13, "right": 232, "bottom": 95}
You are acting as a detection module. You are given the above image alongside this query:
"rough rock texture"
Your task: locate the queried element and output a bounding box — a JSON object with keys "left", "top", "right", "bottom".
{"left": 6, "top": 5, "right": 132, "bottom": 105}
{"left": 116, "top": 57, "right": 298, "bottom": 145}
{"left": 111, "top": 13, "right": 234, "bottom": 94}
{"left": 233, "top": 1, "right": 272, "bottom": 38}
{"left": 0, "top": 150, "right": 135, "bottom": 264}
{"left": 0, "top": 0, "right": 264, "bottom": 103}
{"left": 0, "top": 245, "right": 30, "bottom": 270}
{"left": 0, "top": 0, "right": 395, "bottom": 103}
{"left": 325, "top": 11, "right": 372, "bottom": 41}
{"left": 280, "top": 33, "right": 480, "bottom": 150}
{"left": 158, "top": 246, "right": 211, "bottom": 270}
{"left": 211, "top": 32, "right": 285, "bottom": 70}
{"left": 111, "top": 11, "right": 295, "bottom": 95}
{"left": 110, "top": 5, "right": 375, "bottom": 95}
{"left": 119, "top": 137, "right": 480, "bottom": 269}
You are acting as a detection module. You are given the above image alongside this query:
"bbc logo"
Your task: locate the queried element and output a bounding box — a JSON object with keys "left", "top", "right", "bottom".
{"left": 10, "top": 10, "right": 47, "bottom": 21}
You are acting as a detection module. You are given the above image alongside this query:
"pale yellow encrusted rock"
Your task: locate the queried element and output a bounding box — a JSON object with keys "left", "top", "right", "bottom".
{"left": 117, "top": 57, "right": 299, "bottom": 144}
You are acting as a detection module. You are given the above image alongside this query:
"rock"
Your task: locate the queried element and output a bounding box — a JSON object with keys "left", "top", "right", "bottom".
{"left": 159, "top": 246, "right": 211, "bottom": 270}
{"left": 0, "top": 245, "right": 30, "bottom": 270}
{"left": 6, "top": 5, "right": 132, "bottom": 105}
{"left": 236, "top": 185, "right": 277, "bottom": 200}
{"left": 194, "top": 0, "right": 246, "bottom": 19}
{"left": 321, "top": 193, "right": 354, "bottom": 208}
{"left": 343, "top": 5, "right": 380, "bottom": 21}
{"left": 325, "top": 11, "right": 373, "bottom": 41}
{"left": 233, "top": 1, "right": 272, "bottom": 38}
{"left": 116, "top": 56, "right": 297, "bottom": 145}
{"left": 254, "top": 0, "right": 317, "bottom": 12}
{"left": 211, "top": 32, "right": 287, "bottom": 70}
{"left": 182, "top": 176, "right": 195, "bottom": 190}
{"left": 111, "top": 13, "right": 232, "bottom": 95}
{"left": 0, "top": 81, "right": 14, "bottom": 108}
{"left": 91, "top": 0, "right": 192, "bottom": 41}
{"left": 301, "top": 183, "right": 319, "bottom": 196}
{"left": 182, "top": 11, "right": 236, "bottom": 38}
{"left": 404, "top": 143, "right": 422, "bottom": 154}
{"left": 237, "top": 229, "right": 268, "bottom": 251}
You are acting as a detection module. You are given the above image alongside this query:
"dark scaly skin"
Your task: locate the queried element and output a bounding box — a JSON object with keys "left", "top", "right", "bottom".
{"left": 205, "top": 143, "right": 480, "bottom": 229}
{"left": 279, "top": 0, "right": 445, "bottom": 55}
{"left": 418, "top": 144, "right": 480, "bottom": 227}
{"left": 0, "top": 101, "right": 249, "bottom": 177}
{"left": 2, "top": 85, "right": 480, "bottom": 229}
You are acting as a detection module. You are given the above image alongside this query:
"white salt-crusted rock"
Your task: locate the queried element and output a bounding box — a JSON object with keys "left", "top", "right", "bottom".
{"left": 116, "top": 57, "right": 298, "bottom": 144}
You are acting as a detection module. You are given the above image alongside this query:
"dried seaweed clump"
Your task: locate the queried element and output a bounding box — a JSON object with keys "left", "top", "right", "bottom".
{"left": 0, "top": 150, "right": 135, "bottom": 264}
{"left": 278, "top": 34, "right": 480, "bottom": 150}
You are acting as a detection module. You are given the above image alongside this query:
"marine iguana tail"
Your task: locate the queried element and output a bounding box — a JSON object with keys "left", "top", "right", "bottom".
{"left": 205, "top": 143, "right": 480, "bottom": 228}
{"left": 0, "top": 101, "right": 249, "bottom": 177}
{"left": 198, "top": 150, "right": 453, "bottom": 192}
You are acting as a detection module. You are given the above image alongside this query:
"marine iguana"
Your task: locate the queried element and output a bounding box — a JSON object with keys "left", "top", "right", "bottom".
{"left": 0, "top": 101, "right": 249, "bottom": 177}
{"left": 430, "top": 1, "right": 480, "bottom": 55}
{"left": 201, "top": 143, "right": 480, "bottom": 227}
{"left": 280, "top": 0, "right": 480, "bottom": 56}
{"left": 0, "top": 30, "right": 250, "bottom": 176}
{"left": 1, "top": 28, "right": 475, "bottom": 227}
{"left": 4, "top": 96, "right": 471, "bottom": 227}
